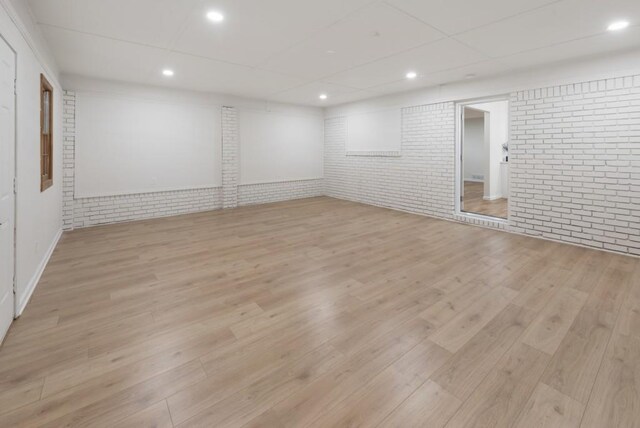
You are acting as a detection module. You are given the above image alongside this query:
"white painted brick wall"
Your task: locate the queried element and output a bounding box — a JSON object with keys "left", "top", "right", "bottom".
{"left": 325, "top": 103, "right": 456, "bottom": 219}
{"left": 62, "top": 91, "right": 76, "bottom": 230}
{"left": 325, "top": 76, "right": 640, "bottom": 256}
{"left": 65, "top": 73, "right": 640, "bottom": 256}
{"left": 509, "top": 75, "right": 640, "bottom": 255}
{"left": 238, "top": 179, "right": 324, "bottom": 206}
{"left": 222, "top": 106, "right": 239, "bottom": 209}
{"left": 72, "top": 188, "right": 222, "bottom": 228}
{"left": 62, "top": 93, "right": 324, "bottom": 228}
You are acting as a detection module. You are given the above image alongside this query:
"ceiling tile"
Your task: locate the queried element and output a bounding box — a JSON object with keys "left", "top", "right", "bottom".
{"left": 146, "top": 52, "right": 308, "bottom": 98}
{"left": 261, "top": 2, "right": 445, "bottom": 80}
{"left": 268, "top": 81, "right": 374, "bottom": 106}
{"left": 171, "top": 0, "right": 375, "bottom": 67}
{"left": 28, "top": 0, "right": 199, "bottom": 48}
{"left": 384, "top": 0, "right": 558, "bottom": 35}
{"left": 369, "top": 59, "right": 510, "bottom": 95}
{"left": 28, "top": 0, "right": 640, "bottom": 106}
{"left": 455, "top": 0, "right": 640, "bottom": 58}
{"left": 325, "top": 38, "right": 488, "bottom": 89}
{"left": 498, "top": 26, "right": 640, "bottom": 71}
{"left": 40, "top": 26, "right": 166, "bottom": 83}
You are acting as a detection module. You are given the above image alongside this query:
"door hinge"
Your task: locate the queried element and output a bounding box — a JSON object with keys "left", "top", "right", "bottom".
{"left": 14, "top": 78, "right": 17, "bottom": 95}
{"left": 13, "top": 178, "right": 17, "bottom": 194}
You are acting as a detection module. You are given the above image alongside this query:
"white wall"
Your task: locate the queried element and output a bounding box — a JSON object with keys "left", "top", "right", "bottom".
{"left": 63, "top": 76, "right": 325, "bottom": 227}
{"left": 346, "top": 108, "right": 401, "bottom": 153}
{"left": 75, "top": 91, "right": 222, "bottom": 197}
{"left": 238, "top": 108, "right": 323, "bottom": 184}
{"left": 463, "top": 117, "right": 484, "bottom": 181}
{"left": 0, "top": 0, "right": 63, "bottom": 314}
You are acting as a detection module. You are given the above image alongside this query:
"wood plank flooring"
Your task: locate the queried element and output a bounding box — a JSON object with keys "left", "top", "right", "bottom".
{"left": 463, "top": 181, "right": 508, "bottom": 219}
{"left": 0, "top": 196, "right": 638, "bottom": 427}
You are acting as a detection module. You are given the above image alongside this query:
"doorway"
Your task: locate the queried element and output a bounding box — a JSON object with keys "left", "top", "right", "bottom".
{"left": 457, "top": 97, "right": 509, "bottom": 220}
{"left": 0, "top": 36, "right": 16, "bottom": 344}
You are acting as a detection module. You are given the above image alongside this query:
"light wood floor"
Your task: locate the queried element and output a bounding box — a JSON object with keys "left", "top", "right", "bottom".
{"left": 463, "top": 181, "right": 508, "bottom": 219}
{"left": 0, "top": 197, "right": 638, "bottom": 427}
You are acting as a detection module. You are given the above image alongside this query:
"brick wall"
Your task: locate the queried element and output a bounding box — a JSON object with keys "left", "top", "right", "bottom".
{"left": 238, "top": 179, "right": 324, "bottom": 206}
{"left": 324, "top": 75, "right": 640, "bottom": 256}
{"left": 65, "top": 73, "right": 640, "bottom": 256}
{"left": 62, "top": 92, "right": 75, "bottom": 230}
{"left": 221, "top": 106, "right": 239, "bottom": 209}
{"left": 63, "top": 91, "right": 324, "bottom": 229}
{"left": 509, "top": 75, "right": 640, "bottom": 255}
{"left": 72, "top": 188, "right": 221, "bottom": 228}
{"left": 325, "top": 102, "right": 456, "bottom": 219}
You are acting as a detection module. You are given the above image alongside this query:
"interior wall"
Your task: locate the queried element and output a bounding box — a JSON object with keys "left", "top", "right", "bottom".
{"left": 325, "top": 103, "right": 456, "bottom": 221}
{"left": 238, "top": 108, "right": 323, "bottom": 185}
{"left": 0, "top": 0, "right": 63, "bottom": 315}
{"left": 62, "top": 77, "right": 325, "bottom": 228}
{"left": 346, "top": 108, "right": 401, "bottom": 153}
{"left": 74, "top": 91, "right": 222, "bottom": 197}
{"left": 324, "top": 51, "right": 640, "bottom": 256}
{"left": 463, "top": 117, "right": 484, "bottom": 181}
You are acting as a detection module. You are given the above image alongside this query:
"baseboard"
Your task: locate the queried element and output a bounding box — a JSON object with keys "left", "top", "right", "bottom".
{"left": 483, "top": 195, "right": 503, "bottom": 201}
{"left": 16, "top": 228, "right": 62, "bottom": 317}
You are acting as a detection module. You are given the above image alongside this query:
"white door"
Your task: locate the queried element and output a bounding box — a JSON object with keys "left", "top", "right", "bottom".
{"left": 0, "top": 37, "right": 16, "bottom": 344}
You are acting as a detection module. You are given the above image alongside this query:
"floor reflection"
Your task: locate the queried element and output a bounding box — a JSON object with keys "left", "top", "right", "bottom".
{"left": 462, "top": 181, "right": 507, "bottom": 219}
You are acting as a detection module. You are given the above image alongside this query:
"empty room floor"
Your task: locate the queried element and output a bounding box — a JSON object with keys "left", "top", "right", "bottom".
{"left": 463, "top": 181, "right": 508, "bottom": 219}
{"left": 0, "top": 197, "right": 638, "bottom": 427}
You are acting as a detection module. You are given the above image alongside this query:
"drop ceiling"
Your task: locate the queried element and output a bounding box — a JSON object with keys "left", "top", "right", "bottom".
{"left": 27, "top": 0, "right": 640, "bottom": 106}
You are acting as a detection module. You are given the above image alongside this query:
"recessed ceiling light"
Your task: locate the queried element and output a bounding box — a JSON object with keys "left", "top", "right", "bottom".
{"left": 608, "top": 20, "right": 629, "bottom": 31}
{"left": 319, "top": 94, "right": 328, "bottom": 100}
{"left": 406, "top": 71, "right": 417, "bottom": 79}
{"left": 465, "top": 73, "right": 476, "bottom": 79}
{"left": 206, "top": 10, "right": 225, "bottom": 23}
{"left": 326, "top": 50, "right": 336, "bottom": 55}
{"left": 162, "top": 69, "right": 174, "bottom": 77}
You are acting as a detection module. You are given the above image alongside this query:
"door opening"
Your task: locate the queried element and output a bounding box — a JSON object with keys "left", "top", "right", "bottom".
{"left": 456, "top": 97, "right": 509, "bottom": 220}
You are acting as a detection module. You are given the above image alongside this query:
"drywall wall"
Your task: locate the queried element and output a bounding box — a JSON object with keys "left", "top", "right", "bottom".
{"left": 463, "top": 117, "right": 484, "bottom": 181}
{"left": 75, "top": 91, "right": 222, "bottom": 197}
{"left": 238, "top": 108, "right": 323, "bottom": 184}
{"left": 0, "top": 0, "right": 63, "bottom": 315}
{"left": 325, "top": 50, "right": 640, "bottom": 256}
{"left": 346, "top": 108, "right": 401, "bottom": 153}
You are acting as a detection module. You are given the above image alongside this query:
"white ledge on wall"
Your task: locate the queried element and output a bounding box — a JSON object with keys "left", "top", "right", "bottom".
{"left": 345, "top": 151, "right": 401, "bottom": 157}
{"left": 73, "top": 184, "right": 222, "bottom": 199}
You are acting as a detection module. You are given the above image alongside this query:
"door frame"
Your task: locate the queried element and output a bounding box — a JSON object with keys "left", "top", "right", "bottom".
{"left": 0, "top": 32, "right": 17, "bottom": 324}
{"left": 454, "top": 94, "right": 510, "bottom": 222}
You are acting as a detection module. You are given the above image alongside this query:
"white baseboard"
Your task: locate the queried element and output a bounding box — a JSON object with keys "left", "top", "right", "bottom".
{"left": 16, "top": 228, "right": 62, "bottom": 317}
{"left": 483, "top": 195, "right": 503, "bottom": 201}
